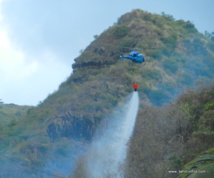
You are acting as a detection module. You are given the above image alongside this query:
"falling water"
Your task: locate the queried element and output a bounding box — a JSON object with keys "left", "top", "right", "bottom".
{"left": 85, "top": 92, "right": 139, "bottom": 177}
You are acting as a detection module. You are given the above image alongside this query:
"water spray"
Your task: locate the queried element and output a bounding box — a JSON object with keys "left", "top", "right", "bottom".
{"left": 84, "top": 92, "right": 139, "bottom": 177}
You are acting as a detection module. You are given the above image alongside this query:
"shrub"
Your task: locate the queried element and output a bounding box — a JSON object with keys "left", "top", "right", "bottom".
{"left": 119, "top": 36, "right": 135, "bottom": 47}
{"left": 112, "top": 25, "right": 129, "bottom": 38}
{"left": 185, "top": 21, "right": 197, "bottom": 33}
{"left": 144, "top": 89, "right": 171, "bottom": 106}
{"left": 204, "top": 103, "right": 214, "bottom": 110}
{"left": 161, "top": 12, "right": 175, "bottom": 21}
{"left": 161, "top": 34, "right": 177, "bottom": 49}
{"left": 162, "top": 58, "right": 179, "bottom": 73}
{"left": 142, "top": 68, "right": 162, "bottom": 81}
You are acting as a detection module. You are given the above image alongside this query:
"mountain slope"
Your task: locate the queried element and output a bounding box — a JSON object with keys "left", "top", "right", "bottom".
{"left": 125, "top": 83, "right": 214, "bottom": 178}
{"left": 0, "top": 9, "right": 214, "bottom": 177}
{"left": 0, "top": 103, "right": 32, "bottom": 127}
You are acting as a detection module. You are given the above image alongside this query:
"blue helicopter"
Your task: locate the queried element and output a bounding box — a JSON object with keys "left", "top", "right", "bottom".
{"left": 120, "top": 51, "right": 145, "bottom": 63}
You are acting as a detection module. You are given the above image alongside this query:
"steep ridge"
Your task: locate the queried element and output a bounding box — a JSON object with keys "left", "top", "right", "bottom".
{"left": 0, "top": 9, "right": 214, "bottom": 177}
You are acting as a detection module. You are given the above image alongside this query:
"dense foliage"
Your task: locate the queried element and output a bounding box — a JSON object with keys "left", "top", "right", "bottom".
{"left": 125, "top": 84, "right": 214, "bottom": 178}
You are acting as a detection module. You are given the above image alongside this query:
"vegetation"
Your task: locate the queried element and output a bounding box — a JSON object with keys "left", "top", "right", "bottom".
{"left": 125, "top": 84, "right": 214, "bottom": 178}
{"left": 0, "top": 9, "right": 214, "bottom": 177}
{"left": 205, "top": 31, "right": 214, "bottom": 41}
{"left": 181, "top": 148, "right": 214, "bottom": 178}
{"left": 0, "top": 103, "right": 32, "bottom": 126}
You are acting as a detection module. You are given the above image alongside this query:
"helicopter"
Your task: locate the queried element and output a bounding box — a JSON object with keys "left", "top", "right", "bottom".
{"left": 120, "top": 51, "right": 145, "bottom": 63}
{"left": 91, "top": 45, "right": 147, "bottom": 64}
{"left": 118, "top": 46, "right": 146, "bottom": 64}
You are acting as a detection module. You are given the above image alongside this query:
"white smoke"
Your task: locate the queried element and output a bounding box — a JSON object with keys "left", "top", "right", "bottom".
{"left": 85, "top": 92, "right": 139, "bottom": 177}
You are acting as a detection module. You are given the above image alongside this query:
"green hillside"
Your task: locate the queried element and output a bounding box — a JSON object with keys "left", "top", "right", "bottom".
{"left": 125, "top": 83, "right": 214, "bottom": 178}
{"left": 0, "top": 9, "right": 214, "bottom": 177}
{"left": 0, "top": 103, "right": 32, "bottom": 126}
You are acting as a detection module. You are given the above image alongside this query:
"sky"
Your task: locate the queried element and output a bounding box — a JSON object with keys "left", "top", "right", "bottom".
{"left": 0, "top": 0, "right": 213, "bottom": 106}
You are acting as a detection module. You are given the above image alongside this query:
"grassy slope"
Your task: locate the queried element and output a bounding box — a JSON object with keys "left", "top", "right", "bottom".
{"left": 0, "top": 104, "right": 32, "bottom": 126}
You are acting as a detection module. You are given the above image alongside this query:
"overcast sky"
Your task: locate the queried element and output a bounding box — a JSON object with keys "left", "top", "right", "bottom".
{"left": 0, "top": 0, "right": 213, "bottom": 106}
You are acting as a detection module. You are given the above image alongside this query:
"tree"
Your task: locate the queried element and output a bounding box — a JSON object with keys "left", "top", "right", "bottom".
{"left": 0, "top": 99, "right": 3, "bottom": 104}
